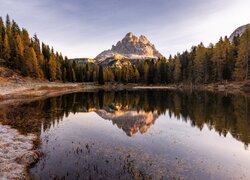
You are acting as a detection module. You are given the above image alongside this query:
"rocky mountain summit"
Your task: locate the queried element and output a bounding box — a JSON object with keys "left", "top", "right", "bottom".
{"left": 229, "top": 23, "right": 250, "bottom": 41}
{"left": 95, "top": 32, "right": 163, "bottom": 61}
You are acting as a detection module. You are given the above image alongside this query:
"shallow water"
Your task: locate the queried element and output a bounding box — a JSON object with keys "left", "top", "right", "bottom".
{"left": 1, "top": 90, "right": 250, "bottom": 179}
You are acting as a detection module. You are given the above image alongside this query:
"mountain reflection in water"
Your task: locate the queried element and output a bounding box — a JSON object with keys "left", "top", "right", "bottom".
{"left": 0, "top": 90, "right": 250, "bottom": 179}
{"left": 1, "top": 90, "right": 249, "bottom": 146}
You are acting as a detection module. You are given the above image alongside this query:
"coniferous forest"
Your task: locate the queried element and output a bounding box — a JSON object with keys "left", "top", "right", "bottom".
{"left": 0, "top": 15, "right": 250, "bottom": 84}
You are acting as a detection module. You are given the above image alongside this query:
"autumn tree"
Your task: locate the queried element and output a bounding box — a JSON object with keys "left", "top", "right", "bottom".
{"left": 234, "top": 27, "right": 250, "bottom": 80}
{"left": 48, "top": 54, "right": 57, "bottom": 81}
{"left": 193, "top": 43, "right": 206, "bottom": 83}
{"left": 3, "top": 33, "right": 11, "bottom": 62}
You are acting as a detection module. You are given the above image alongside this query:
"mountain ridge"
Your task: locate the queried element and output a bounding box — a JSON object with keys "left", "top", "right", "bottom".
{"left": 95, "top": 32, "right": 163, "bottom": 61}
{"left": 229, "top": 23, "right": 250, "bottom": 41}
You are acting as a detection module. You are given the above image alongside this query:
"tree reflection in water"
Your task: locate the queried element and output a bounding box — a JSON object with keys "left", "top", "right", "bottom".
{"left": 0, "top": 90, "right": 249, "bottom": 147}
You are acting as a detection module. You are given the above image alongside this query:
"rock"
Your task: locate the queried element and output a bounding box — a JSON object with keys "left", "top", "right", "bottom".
{"left": 18, "top": 151, "right": 40, "bottom": 165}
{"left": 95, "top": 32, "right": 163, "bottom": 61}
{"left": 0, "top": 123, "right": 38, "bottom": 179}
{"left": 229, "top": 23, "right": 250, "bottom": 41}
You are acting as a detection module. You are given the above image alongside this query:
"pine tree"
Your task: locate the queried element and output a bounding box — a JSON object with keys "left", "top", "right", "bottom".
{"left": 194, "top": 43, "right": 206, "bottom": 83}
{"left": 48, "top": 54, "right": 57, "bottom": 81}
{"left": 15, "top": 34, "right": 24, "bottom": 69}
{"left": 30, "top": 47, "right": 40, "bottom": 78}
{"left": 5, "top": 15, "right": 11, "bottom": 36}
{"left": 0, "top": 17, "right": 4, "bottom": 58}
{"left": 56, "top": 60, "right": 62, "bottom": 80}
{"left": 72, "top": 68, "right": 76, "bottom": 82}
{"left": 24, "top": 47, "right": 40, "bottom": 77}
{"left": 234, "top": 28, "right": 250, "bottom": 80}
{"left": 174, "top": 55, "right": 181, "bottom": 82}
{"left": 212, "top": 37, "right": 230, "bottom": 81}
{"left": 148, "top": 60, "right": 155, "bottom": 84}
{"left": 134, "top": 68, "right": 140, "bottom": 82}
{"left": 98, "top": 65, "right": 104, "bottom": 85}
{"left": 116, "top": 68, "right": 122, "bottom": 82}
{"left": 63, "top": 67, "right": 67, "bottom": 82}
{"left": 3, "top": 33, "right": 11, "bottom": 62}
{"left": 143, "top": 62, "right": 149, "bottom": 83}
{"left": 167, "top": 55, "right": 175, "bottom": 83}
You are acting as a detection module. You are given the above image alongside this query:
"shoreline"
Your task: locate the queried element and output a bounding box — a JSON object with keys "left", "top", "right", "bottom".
{"left": 0, "top": 81, "right": 250, "bottom": 178}
{"left": 0, "top": 123, "right": 39, "bottom": 179}
{"left": 1, "top": 81, "right": 250, "bottom": 104}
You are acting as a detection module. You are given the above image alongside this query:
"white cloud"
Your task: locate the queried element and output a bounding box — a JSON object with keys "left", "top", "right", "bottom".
{"left": 0, "top": 0, "right": 249, "bottom": 58}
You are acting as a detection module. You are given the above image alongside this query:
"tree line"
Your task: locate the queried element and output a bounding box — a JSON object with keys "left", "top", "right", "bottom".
{"left": 0, "top": 15, "right": 250, "bottom": 84}
{"left": 0, "top": 15, "right": 86, "bottom": 82}
{"left": 98, "top": 30, "right": 250, "bottom": 84}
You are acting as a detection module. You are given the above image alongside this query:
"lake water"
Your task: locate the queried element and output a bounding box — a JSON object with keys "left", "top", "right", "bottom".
{"left": 1, "top": 90, "right": 250, "bottom": 179}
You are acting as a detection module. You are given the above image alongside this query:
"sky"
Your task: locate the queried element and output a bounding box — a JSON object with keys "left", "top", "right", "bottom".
{"left": 0, "top": 0, "right": 250, "bottom": 59}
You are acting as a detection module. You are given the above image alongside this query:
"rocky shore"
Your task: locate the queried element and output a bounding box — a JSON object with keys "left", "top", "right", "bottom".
{"left": 0, "top": 123, "right": 39, "bottom": 179}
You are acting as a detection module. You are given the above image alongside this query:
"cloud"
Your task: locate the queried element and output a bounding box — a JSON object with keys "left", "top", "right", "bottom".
{"left": 0, "top": 0, "right": 249, "bottom": 58}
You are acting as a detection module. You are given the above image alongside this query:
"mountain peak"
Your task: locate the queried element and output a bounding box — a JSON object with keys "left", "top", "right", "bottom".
{"left": 229, "top": 23, "right": 250, "bottom": 41}
{"left": 125, "top": 32, "right": 133, "bottom": 38}
{"left": 95, "top": 32, "right": 163, "bottom": 61}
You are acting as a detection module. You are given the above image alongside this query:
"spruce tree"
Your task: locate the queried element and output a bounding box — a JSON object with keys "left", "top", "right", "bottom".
{"left": 48, "top": 54, "right": 57, "bottom": 81}
{"left": 63, "top": 67, "right": 67, "bottom": 82}
{"left": 24, "top": 47, "right": 40, "bottom": 78}
{"left": 174, "top": 55, "right": 181, "bottom": 82}
{"left": 3, "top": 34, "right": 11, "bottom": 62}
{"left": 234, "top": 28, "right": 250, "bottom": 80}
{"left": 15, "top": 34, "right": 24, "bottom": 69}
{"left": 143, "top": 62, "right": 149, "bottom": 83}
{"left": 0, "top": 17, "right": 4, "bottom": 58}
{"left": 194, "top": 43, "right": 206, "bottom": 83}
{"left": 98, "top": 65, "right": 104, "bottom": 85}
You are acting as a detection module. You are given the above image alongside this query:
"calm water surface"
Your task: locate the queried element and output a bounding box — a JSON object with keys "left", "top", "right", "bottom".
{"left": 1, "top": 90, "right": 250, "bottom": 179}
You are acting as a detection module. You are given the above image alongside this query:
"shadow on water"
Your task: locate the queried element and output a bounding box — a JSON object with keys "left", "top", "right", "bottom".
{"left": 0, "top": 90, "right": 250, "bottom": 179}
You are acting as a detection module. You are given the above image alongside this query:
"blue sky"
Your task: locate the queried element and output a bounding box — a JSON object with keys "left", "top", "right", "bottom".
{"left": 0, "top": 0, "right": 250, "bottom": 58}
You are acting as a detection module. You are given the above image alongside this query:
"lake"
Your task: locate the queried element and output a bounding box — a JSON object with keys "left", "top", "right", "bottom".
{"left": 1, "top": 90, "right": 250, "bottom": 179}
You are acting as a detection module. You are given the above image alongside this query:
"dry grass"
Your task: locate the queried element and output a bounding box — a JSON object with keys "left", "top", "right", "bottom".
{"left": 0, "top": 77, "right": 7, "bottom": 83}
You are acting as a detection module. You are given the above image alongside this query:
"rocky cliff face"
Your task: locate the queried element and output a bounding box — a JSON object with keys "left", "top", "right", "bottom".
{"left": 95, "top": 32, "right": 163, "bottom": 61}
{"left": 229, "top": 24, "right": 250, "bottom": 41}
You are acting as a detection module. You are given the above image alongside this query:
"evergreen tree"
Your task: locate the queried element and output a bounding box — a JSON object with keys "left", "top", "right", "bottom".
{"left": 134, "top": 68, "right": 140, "bottom": 82}
{"left": 234, "top": 28, "right": 250, "bottom": 80}
{"left": 24, "top": 47, "right": 40, "bottom": 77}
{"left": 72, "top": 68, "right": 76, "bottom": 82}
{"left": 0, "top": 17, "right": 4, "bottom": 58}
{"left": 143, "top": 62, "right": 149, "bottom": 83}
{"left": 3, "top": 34, "right": 11, "bottom": 62}
{"left": 63, "top": 67, "right": 67, "bottom": 82}
{"left": 212, "top": 37, "right": 230, "bottom": 81}
{"left": 98, "top": 65, "right": 104, "bottom": 84}
{"left": 48, "top": 54, "right": 57, "bottom": 81}
{"left": 194, "top": 43, "right": 206, "bottom": 83}
{"left": 5, "top": 15, "right": 11, "bottom": 36}
{"left": 174, "top": 55, "right": 181, "bottom": 82}
{"left": 15, "top": 34, "right": 24, "bottom": 69}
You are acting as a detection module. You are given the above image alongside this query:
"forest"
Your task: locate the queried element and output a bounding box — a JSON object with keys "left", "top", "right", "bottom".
{"left": 0, "top": 15, "right": 249, "bottom": 84}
